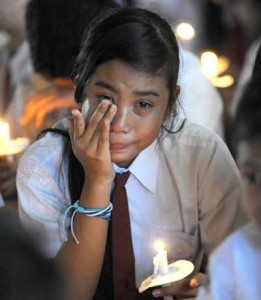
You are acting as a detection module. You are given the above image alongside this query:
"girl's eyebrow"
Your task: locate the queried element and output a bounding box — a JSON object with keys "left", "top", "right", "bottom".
{"left": 94, "top": 80, "right": 160, "bottom": 97}
{"left": 133, "top": 90, "right": 160, "bottom": 97}
{"left": 95, "top": 80, "right": 118, "bottom": 93}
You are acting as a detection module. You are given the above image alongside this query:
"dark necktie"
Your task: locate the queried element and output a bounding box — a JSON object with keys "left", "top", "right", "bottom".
{"left": 112, "top": 171, "right": 136, "bottom": 300}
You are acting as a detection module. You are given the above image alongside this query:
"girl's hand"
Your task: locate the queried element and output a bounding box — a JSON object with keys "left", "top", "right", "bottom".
{"left": 67, "top": 99, "right": 117, "bottom": 185}
{"left": 152, "top": 273, "right": 207, "bottom": 299}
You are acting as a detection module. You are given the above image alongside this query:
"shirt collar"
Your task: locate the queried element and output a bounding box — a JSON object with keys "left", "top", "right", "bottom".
{"left": 128, "top": 139, "right": 159, "bottom": 194}
{"left": 113, "top": 139, "right": 160, "bottom": 193}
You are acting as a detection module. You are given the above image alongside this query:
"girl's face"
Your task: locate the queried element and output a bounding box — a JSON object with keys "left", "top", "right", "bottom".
{"left": 237, "top": 139, "right": 261, "bottom": 228}
{"left": 81, "top": 59, "right": 171, "bottom": 168}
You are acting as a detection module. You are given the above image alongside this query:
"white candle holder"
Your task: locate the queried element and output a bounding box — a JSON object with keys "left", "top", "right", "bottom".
{"left": 139, "top": 259, "right": 194, "bottom": 294}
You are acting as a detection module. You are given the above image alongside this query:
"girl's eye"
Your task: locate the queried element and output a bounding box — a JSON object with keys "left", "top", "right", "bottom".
{"left": 137, "top": 101, "right": 152, "bottom": 109}
{"left": 97, "top": 95, "right": 114, "bottom": 104}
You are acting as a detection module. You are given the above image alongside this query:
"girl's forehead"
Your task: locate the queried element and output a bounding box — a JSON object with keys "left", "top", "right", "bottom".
{"left": 88, "top": 59, "right": 168, "bottom": 90}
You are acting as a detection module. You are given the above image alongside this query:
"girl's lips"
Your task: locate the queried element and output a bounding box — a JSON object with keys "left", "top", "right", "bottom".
{"left": 110, "top": 143, "right": 128, "bottom": 151}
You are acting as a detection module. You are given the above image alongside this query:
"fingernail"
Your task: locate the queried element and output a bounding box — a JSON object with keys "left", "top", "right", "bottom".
{"left": 152, "top": 289, "right": 162, "bottom": 297}
{"left": 109, "top": 104, "right": 116, "bottom": 113}
{"left": 190, "top": 278, "right": 199, "bottom": 288}
{"left": 101, "top": 100, "right": 108, "bottom": 108}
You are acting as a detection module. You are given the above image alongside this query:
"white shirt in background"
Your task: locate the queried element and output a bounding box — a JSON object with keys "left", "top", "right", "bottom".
{"left": 197, "top": 222, "right": 261, "bottom": 300}
{"left": 178, "top": 48, "right": 224, "bottom": 138}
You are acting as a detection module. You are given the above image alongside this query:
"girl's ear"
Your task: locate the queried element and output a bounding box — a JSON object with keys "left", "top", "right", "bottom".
{"left": 174, "top": 85, "right": 180, "bottom": 99}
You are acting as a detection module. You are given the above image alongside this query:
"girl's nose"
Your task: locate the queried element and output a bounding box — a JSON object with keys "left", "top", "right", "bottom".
{"left": 110, "top": 107, "right": 130, "bottom": 133}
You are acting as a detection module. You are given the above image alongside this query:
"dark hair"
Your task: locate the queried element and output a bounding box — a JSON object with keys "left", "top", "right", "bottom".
{"left": 72, "top": 7, "right": 180, "bottom": 125}
{"left": 233, "top": 44, "right": 261, "bottom": 147}
{"left": 26, "top": 0, "right": 119, "bottom": 79}
{"left": 0, "top": 207, "right": 65, "bottom": 300}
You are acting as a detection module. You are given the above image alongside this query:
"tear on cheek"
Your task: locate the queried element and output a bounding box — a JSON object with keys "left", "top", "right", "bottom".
{"left": 81, "top": 100, "right": 90, "bottom": 118}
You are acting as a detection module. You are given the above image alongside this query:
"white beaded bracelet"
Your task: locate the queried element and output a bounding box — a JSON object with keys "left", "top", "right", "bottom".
{"left": 62, "top": 200, "right": 113, "bottom": 244}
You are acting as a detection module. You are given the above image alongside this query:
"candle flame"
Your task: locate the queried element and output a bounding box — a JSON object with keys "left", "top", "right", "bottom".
{"left": 175, "top": 23, "right": 195, "bottom": 40}
{"left": 201, "top": 51, "right": 219, "bottom": 78}
{"left": 211, "top": 75, "right": 235, "bottom": 88}
{"left": 217, "top": 56, "right": 230, "bottom": 75}
{"left": 200, "top": 51, "right": 234, "bottom": 88}
{"left": 154, "top": 240, "right": 165, "bottom": 253}
{"left": 0, "top": 119, "right": 30, "bottom": 156}
{"left": 0, "top": 120, "right": 10, "bottom": 141}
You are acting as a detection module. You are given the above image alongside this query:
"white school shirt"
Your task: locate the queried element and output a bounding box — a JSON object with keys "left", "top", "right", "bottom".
{"left": 197, "top": 222, "right": 261, "bottom": 300}
{"left": 17, "top": 119, "right": 245, "bottom": 288}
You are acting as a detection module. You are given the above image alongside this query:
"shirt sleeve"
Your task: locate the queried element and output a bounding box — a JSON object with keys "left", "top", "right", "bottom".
{"left": 198, "top": 134, "right": 247, "bottom": 255}
{"left": 17, "top": 134, "right": 70, "bottom": 258}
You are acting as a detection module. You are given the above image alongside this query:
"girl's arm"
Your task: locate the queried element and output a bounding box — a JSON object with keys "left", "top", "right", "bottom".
{"left": 56, "top": 100, "right": 117, "bottom": 299}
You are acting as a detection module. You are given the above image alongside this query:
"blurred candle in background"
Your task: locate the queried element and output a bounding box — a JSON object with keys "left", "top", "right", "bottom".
{"left": 0, "top": 119, "right": 10, "bottom": 146}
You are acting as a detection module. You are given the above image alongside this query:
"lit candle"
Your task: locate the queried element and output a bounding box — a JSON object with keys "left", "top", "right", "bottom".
{"left": 0, "top": 120, "right": 10, "bottom": 146}
{"left": 175, "top": 22, "right": 195, "bottom": 41}
{"left": 153, "top": 240, "right": 169, "bottom": 276}
{"left": 0, "top": 119, "right": 29, "bottom": 156}
{"left": 200, "top": 51, "right": 234, "bottom": 88}
{"left": 139, "top": 241, "right": 194, "bottom": 298}
{"left": 153, "top": 240, "right": 173, "bottom": 300}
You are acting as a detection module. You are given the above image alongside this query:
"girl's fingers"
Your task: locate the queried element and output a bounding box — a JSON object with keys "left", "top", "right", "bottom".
{"left": 68, "top": 101, "right": 116, "bottom": 161}
{"left": 90, "top": 104, "right": 117, "bottom": 153}
{"left": 71, "top": 109, "right": 86, "bottom": 137}
{"left": 96, "top": 119, "right": 110, "bottom": 155}
{"left": 190, "top": 273, "right": 208, "bottom": 288}
{"left": 84, "top": 100, "right": 112, "bottom": 138}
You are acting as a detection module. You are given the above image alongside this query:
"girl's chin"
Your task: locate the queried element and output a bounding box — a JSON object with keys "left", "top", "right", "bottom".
{"left": 111, "top": 154, "right": 134, "bottom": 169}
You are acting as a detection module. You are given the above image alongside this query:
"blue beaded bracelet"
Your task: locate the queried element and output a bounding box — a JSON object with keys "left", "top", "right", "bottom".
{"left": 62, "top": 200, "right": 113, "bottom": 244}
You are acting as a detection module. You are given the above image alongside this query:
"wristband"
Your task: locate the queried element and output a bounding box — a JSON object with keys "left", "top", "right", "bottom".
{"left": 62, "top": 200, "right": 113, "bottom": 244}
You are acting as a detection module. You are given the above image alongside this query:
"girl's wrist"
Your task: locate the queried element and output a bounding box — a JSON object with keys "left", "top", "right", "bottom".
{"left": 80, "top": 179, "right": 112, "bottom": 207}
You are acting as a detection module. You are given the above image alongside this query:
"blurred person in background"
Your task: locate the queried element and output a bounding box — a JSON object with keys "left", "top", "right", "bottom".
{"left": 221, "top": 0, "right": 261, "bottom": 117}
{"left": 0, "top": 0, "right": 29, "bottom": 113}
{"left": 211, "top": 0, "right": 261, "bottom": 117}
{"left": 197, "top": 43, "right": 261, "bottom": 300}
{"left": 0, "top": 0, "right": 28, "bottom": 52}
{"left": 0, "top": 0, "right": 120, "bottom": 203}
{"left": 6, "top": 0, "right": 120, "bottom": 142}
